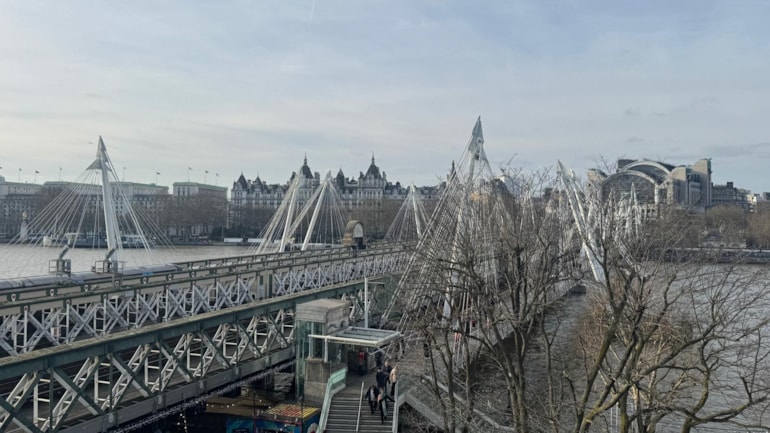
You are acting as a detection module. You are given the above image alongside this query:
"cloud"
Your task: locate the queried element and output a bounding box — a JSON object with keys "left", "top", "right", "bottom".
{"left": 624, "top": 108, "right": 640, "bottom": 116}
{"left": 1, "top": 1, "right": 770, "bottom": 193}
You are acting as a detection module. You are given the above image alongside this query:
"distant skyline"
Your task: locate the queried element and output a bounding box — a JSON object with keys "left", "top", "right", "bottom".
{"left": 2, "top": 1, "right": 770, "bottom": 192}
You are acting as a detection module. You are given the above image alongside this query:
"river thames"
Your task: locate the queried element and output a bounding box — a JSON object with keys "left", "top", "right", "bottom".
{"left": 0, "top": 244, "right": 252, "bottom": 279}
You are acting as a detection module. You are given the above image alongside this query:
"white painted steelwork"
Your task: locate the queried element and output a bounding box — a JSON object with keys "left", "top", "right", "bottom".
{"left": 0, "top": 244, "right": 411, "bottom": 356}
{"left": 0, "top": 250, "right": 404, "bottom": 433}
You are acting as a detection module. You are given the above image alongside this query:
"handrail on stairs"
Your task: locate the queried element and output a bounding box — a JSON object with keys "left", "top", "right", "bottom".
{"left": 318, "top": 367, "right": 347, "bottom": 433}
{"left": 391, "top": 381, "right": 399, "bottom": 433}
{"left": 356, "top": 381, "right": 365, "bottom": 432}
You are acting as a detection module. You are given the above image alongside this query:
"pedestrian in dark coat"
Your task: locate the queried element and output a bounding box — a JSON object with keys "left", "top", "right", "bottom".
{"left": 365, "top": 385, "right": 377, "bottom": 414}
{"left": 376, "top": 367, "right": 388, "bottom": 393}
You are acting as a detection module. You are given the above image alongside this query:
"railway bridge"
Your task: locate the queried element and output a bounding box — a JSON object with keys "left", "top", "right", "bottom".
{"left": 0, "top": 243, "right": 412, "bottom": 433}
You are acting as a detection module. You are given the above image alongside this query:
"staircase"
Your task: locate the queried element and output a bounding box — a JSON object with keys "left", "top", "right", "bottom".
{"left": 325, "top": 393, "right": 393, "bottom": 433}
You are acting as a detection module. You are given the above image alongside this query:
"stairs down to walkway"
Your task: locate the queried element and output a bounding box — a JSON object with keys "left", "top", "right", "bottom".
{"left": 325, "top": 394, "right": 392, "bottom": 433}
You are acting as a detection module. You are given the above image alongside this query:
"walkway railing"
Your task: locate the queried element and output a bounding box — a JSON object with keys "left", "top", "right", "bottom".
{"left": 356, "top": 381, "right": 365, "bottom": 432}
{"left": 408, "top": 374, "right": 515, "bottom": 432}
{"left": 391, "top": 381, "right": 400, "bottom": 433}
{"left": 318, "top": 366, "right": 347, "bottom": 433}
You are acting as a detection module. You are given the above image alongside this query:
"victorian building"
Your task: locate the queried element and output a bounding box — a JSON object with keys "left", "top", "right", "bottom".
{"left": 228, "top": 155, "right": 443, "bottom": 235}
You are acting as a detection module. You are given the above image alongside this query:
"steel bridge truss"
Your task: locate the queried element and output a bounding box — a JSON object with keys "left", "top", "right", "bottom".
{"left": 0, "top": 273, "right": 399, "bottom": 433}
{"left": 0, "top": 244, "right": 411, "bottom": 357}
{"left": 0, "top": 301, "right": 297, "bottom": 433}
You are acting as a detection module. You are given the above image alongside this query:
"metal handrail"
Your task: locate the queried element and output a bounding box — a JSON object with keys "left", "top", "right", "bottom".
{"left": 355, "top": 381, "right": 365, "bottom": 432}
{"left": 418, "top": 374, "right": 515, "bottom": 431}
{"left": 391, "top": 381, "right": 399, "bottom": 433}
{"left": 318, "top": 367, "right": 347, "bottom": 433}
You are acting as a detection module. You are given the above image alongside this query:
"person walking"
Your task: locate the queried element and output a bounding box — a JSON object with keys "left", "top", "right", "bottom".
{"left": 365, "top": 384, "right": 378, "bottom": 414}
{"left": 358, "top": 348, "right": 366, "bottom": 375}
{"left": 376, "top": 367, "right": 387, "bottom": 392}
{"left": 378, "top": 387, "right": 388, "bottom": 424}
{"left": 389, "top": 365, "right": 398, "bottom": 398}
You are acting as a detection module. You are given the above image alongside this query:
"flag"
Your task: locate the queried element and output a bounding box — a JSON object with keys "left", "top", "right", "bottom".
{"left": 35, "top": 170, "right": 39, "bottom": 174}
{"left": 156, "top": 172, "right": 160, "bottom": 175}
{"left": 188, "top": 167, "right": 192, "bottom": 171}
{"left": 205, "top": 170, "right": 209, "bottom": 174}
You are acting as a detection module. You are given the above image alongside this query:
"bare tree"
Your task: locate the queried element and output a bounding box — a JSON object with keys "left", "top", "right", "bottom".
{"left": 567, "top": 196, "right": 770, "bottom": 433}
{"left": 391, "top": 167, "right": 574, "bottom": 433}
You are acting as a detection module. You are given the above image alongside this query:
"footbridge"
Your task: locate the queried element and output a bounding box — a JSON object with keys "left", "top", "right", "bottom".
{"left": 0, "top": 243, "right": 413, "bottom": 433}
{"left": 0, "top": 119, "right": 611, "bottom": 433}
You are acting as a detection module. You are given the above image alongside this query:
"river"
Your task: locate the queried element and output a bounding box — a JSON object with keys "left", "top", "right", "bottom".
{"left": 0, "top": 244, "right": 254, "bottom": 279}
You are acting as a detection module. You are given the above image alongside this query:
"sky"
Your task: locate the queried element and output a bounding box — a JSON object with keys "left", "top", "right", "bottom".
{"left": 1, "top": 1, "right": 770, "bottom": 193}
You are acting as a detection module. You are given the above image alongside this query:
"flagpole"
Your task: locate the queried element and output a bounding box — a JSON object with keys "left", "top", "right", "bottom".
{"left": 188, "top": 167, "right": 192, "bottom": 182}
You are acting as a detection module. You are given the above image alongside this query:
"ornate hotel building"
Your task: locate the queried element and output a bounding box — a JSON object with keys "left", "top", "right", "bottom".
{"left": 229, "top": 155, "right": 443, "bottom": 236}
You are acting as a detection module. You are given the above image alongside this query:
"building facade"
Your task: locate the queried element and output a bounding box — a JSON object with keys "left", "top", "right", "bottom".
{"left": 590, "top": 158, "right": 713, "bottom": 214}
{"left": 170, "top": 182, "right": 228, "bottom": 238}
{"left": 0, "top": 175, "right": 44, "bottom": 239}
{"left": 228, "top": 155, "right": 443, "bottom": 236}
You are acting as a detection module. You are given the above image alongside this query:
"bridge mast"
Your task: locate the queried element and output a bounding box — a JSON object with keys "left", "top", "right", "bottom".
{"left": 93, "top": 137, "right": 122, "bottom": 267}
{"left": 557, "top": 160, "right": 605, "bottom": 284}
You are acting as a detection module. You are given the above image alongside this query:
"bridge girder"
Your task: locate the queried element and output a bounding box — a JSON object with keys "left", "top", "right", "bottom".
{"left": 0, "top": 245, "right": 412, "bottom": 357}
{"left": 0, "top": 246, "right": 410, "bottom": 433}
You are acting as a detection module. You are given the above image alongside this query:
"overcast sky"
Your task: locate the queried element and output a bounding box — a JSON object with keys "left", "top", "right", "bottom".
{"left": 1, "top": 1, "right": 769, "bottom": 193}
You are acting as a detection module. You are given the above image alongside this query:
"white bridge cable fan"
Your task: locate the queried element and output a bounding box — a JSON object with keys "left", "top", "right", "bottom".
{"left": 2, "top": 137, "right": 175, "bottom": 277}
{"left": 251, "top": 170, "right": 349, "bottom": 255}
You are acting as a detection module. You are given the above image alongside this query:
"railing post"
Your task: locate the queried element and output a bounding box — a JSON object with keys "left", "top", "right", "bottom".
{"left": 356, "top": 381, "right": 364, "bottom": 432}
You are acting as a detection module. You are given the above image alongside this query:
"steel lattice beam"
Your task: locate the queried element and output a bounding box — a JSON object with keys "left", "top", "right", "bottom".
{"left": 0, "top": 244, "right": 413, "bottom": 357}
{"left": 0, "top": 271, "right": 399, "bottom": 433}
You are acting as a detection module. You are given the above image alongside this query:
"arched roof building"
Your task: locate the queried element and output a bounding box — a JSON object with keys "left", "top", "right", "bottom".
{"left": 592, "top": 158, "right": 712, "bottom": 213}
